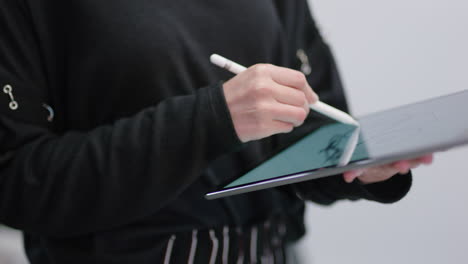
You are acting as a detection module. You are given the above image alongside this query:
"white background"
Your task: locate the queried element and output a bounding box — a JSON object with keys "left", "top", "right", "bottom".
{"left": 298, "top": 0, "right": 468, "bottom": 263}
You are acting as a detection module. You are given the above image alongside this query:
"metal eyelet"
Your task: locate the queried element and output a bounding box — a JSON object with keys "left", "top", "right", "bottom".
{"left": 42, "top": 103, "right": 55, "bottom": 122}
{"left": 9, "top": 101, "right": 18, "bottom": 110}
{"left": 3, "top": 84, "right": 19, "bottom": 111}
{"left": 296, "top": 49, "right": 312, "bottom": 75}
{"left": 3, "top": 85, "right": 12, "bottom": 94}
{"left": 3, "top": 84, "right": 54, "bottom": 122}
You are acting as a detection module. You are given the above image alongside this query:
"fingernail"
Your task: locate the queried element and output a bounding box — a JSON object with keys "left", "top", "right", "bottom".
{"left": 308, "top": 85, "right": 319, "bottom": 102}
{"left": 312, "top": 92, "right": 319, "bottom": 102}
{"left": 344, "top": 175, "right": 353, "bottom": 183}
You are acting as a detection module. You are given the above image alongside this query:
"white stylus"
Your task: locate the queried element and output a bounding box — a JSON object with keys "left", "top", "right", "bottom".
{"left": 210, "top": 54, "right": 359, "bottom": 126}
{"left": 210, "top": 53, "right": 360, "bottom": 165}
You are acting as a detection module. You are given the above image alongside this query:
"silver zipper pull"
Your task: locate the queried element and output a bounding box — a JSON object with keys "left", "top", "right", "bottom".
{"left": 296, "top": 49, "right": 312, "bottom": 75}
{"left": 3, "top": 84, "right": 19, "bottom": 110}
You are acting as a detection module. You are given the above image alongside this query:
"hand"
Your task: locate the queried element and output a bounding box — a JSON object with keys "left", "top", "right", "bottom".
{"left": 343, "top": 154, "right": 434, "bottom": 184}
{"left": 223, "top": 64, "right": 319, "bottom": 143}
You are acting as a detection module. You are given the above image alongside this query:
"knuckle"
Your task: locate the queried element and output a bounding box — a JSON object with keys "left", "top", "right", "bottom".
{"left": 254, "top": 100, "right": 270, "bottom": 114}
{"left": 252, "top": 64, "right": 269, "bottom": 76}
{"left": 254, "top": 81, "right": 271, "bottom": 95}
{"left": 293, "top": 71, "right": 307, "bottom": 86}
{"left": 295, "top": 108, "right": 308, "bottom": 122}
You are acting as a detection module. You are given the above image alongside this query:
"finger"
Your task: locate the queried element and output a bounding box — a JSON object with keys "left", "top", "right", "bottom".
{"left": 306, "top": 83, "right": 318, "bottom": 104}
{"left": 270, "top": 83, "right": 309, "bottom": 112}
{"left": 270, "top": 103, "right": 308, "bottom": 127}
{"left": 343, "top": 174, "right": 355, "bottom": 183}
{"left": 406, "top": 160, "right": 426, "bottom": 170}
{"left": 303, "top": 82, "right": 318, "bottom": 105}
{"left": 268, "top": 66, "right": 319, "bottom": 104}
{"left": 343, "top": 169, "right": 364, "bottom": 183}
{"left": 391, "top": 160, "right": 412, "bottom": 174}
{"left": 404, "top": 154, "right": 434, "bottom": 165}
{"left": 356, "top": 164, "right": 402, "bottom": 184}
{"left": 268, "top": 120, "right": 295, "bottom": 135}
{"left": 417, "top": 154, "right": 434, "bottom": 165}
{"left": 391, "top": 154, "right": 434, "bottom": 173}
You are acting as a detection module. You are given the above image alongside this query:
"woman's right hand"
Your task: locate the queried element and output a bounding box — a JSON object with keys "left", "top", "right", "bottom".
{"left": 223, "top": 64, "right": 319, "bottom": 142}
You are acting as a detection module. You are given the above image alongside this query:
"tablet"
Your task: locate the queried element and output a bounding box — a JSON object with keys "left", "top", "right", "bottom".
{"left": 205, "top": 89, "right": 468, "bottom": 200}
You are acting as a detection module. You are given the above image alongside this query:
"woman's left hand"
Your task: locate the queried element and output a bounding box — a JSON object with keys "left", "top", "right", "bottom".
{"left": 343, "top": 154, "right": 434, "bottom": 184}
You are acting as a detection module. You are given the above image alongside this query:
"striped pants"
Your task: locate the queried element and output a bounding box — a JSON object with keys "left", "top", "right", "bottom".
{"left": 161, "top": 220, "right": 300, "bottom": 264}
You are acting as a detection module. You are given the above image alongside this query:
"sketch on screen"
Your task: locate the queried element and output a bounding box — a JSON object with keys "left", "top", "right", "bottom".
{"left": 319, "top": 128, "right": 358, "bottom": 164}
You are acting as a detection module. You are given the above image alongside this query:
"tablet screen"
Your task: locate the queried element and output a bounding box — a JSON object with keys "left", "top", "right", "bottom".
{"left": 224, "top": 122, "right": 370, "bottom": 188}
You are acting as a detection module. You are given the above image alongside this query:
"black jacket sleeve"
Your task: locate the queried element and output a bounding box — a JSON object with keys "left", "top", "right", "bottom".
{"left": 0, "top": 1, "right": 241, "bottom": 237}
{"left": 272, "top": 0, "right": 412, "bottom": 205}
